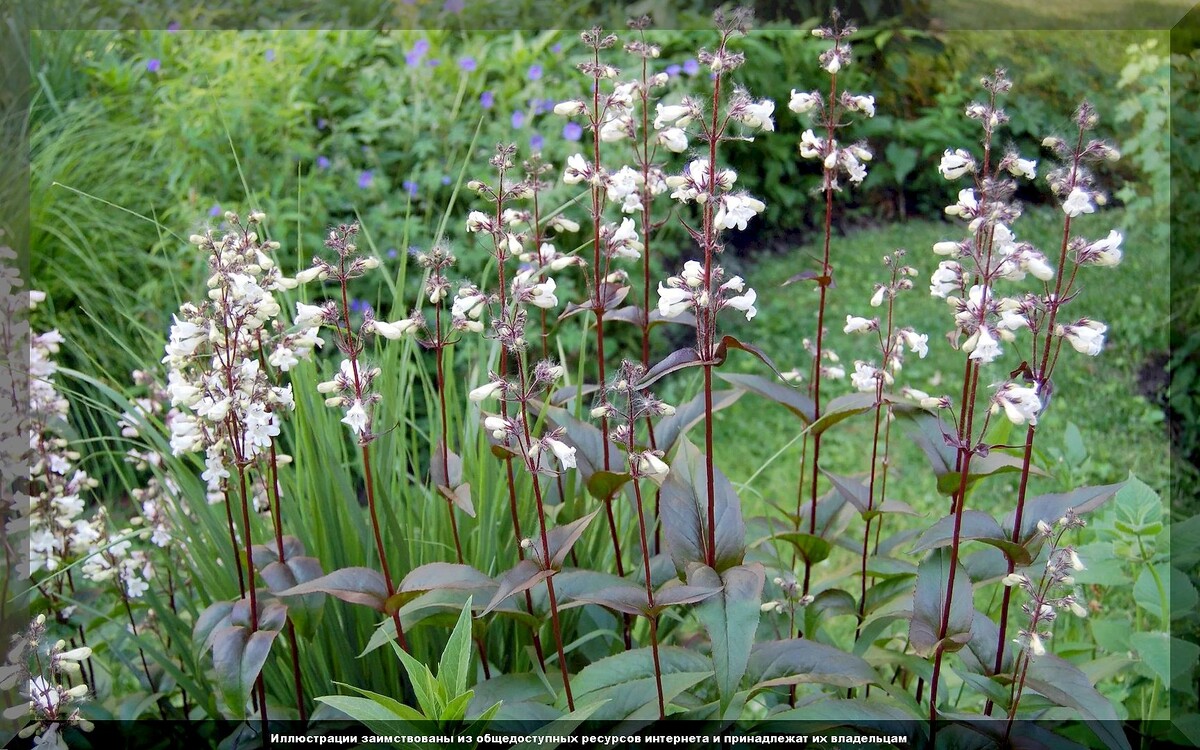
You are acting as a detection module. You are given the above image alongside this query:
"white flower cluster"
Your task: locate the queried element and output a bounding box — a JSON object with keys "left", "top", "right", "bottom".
{"left": 1002, "top": 510, "right": 1090, "bottom": 658}
{"left": 657, "top": 260, "right": 758, "bottom": 322}
{"left": 471, "top": 362, "right": 577, "bottom": 474}
{"left": 787, "top": 20, "right": 875, "bottom": 188}
{"left": 1, "top": 616, "right": 95, "bottom": 747}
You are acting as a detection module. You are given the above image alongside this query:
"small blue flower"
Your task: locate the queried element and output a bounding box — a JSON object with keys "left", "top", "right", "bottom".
{"left": 527, "top": 64, "right": 543, "bottom": 81}
{"left": 427, "top": 58, "right": 440, "bottom": 67}
{"left": 443, "top": 0, "right": 465, "bottom": 12}
{"left": 441, "top": 175, "right": 452, "bottom": 185}
{"left": 264, "top": 49, "right": 276, "bottom": 62}
{"left": 683, "top": 58, "right": 700, "bottom": 76}
{"left": 358, "top": 170, "right": 373, "bottom": 189}
{"left": 551, "top": 42, "right": 563, "bottom": 54}
{"left": 530, "top": 132, "right": 544, "bottom": 150}
{"left": 511, "top": 111, "right": 525, "bottom": 129}
{"left": 666, "top": 64, "right": 681, "bottom": 77}
{"left": 316, "top": 118, "right": 328, "bottom": 130}
{"left": 146, "top": 58, "right": 161, "bottom": 73}
{"left": 209, "top": 203, "right": 221, "bottom": 217}
{"left": 480, "top": 90, "right": 495, "bottom": 109}
{"left": 458, "top": 56, "right": 476, "bottom": 72}
{"left": 387, "top": 247, "right": 399, "bottom": 259}
{"left": 563, "top": 122, "right": 583, "bottom": 142}
{"left": 167, "top": 21, "right": 180, "bottom": 32}
{"left": 403, "top": 180, "right": 419, "bottom": 196}
{"left": 316, "top": 155, "right": 331, "bottom": 170}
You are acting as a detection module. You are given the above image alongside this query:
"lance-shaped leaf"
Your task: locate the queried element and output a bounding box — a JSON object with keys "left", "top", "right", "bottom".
{"left": 718, "top": 372, "right": 815, "bottom": 423}
{"left": 908, "top": 548, "right": 974, "bottom": 658}
{"left": 250, "top": 535, "right": 308, "bottom": 569}
{"left": 902, "top": 412, "right": 1045, "bottom": 495}
{"left": 194, "top": 601, "right": 235, "bottom": 653}
{"left": 1024, "top": 655, "right": 1131, "bottom": 750}
{"left": 566, "top": 580, "right": 721, "bottom": 617}
{"left": 747, "top": 638, "right": 877, "bottom": 691}
{"left": 691, "top": 563, "right": 764, "bottom": 712}
{"left": 277, "top": 567, "right": 389, "bottom": 612}
{"left": 260, "top": 555, "right": 326, "bottom": 638}
{"left": 548, "top": 383, "right": 602, "bottom": 407}
{"left": 586, "top": 471, "right": 632, "bottom": 502}
{"left": 780, "top": 486, "right": 853, "bottom": 540}
{"left": 653, "top": 388, "right": 742, "bottom": 455}
{"left": 911, "top": 510, "right": 1033, "bottom": 567}
{"left": 230, "top": 598, "right": 289, "bottom": 632}
{"left": 430, "top": 443, "right": 475, "bottom": 517}
{"left": 659, "top": 437, "right": 746, "bottom": 575}
{"left": 809, "top": 392, "right": 878, "bottom": 436}
{"left": 1004, "top": 482, "right": 1125, "bottom": 544}
{"left": 566, "top": 646, "right": 713, "bottom": 720}
{"left": 712, "top": 335, "right": 786, "bottom": 380}
{"left": 959, "top": 609, "right": 1015, "bottom": 676}
{"left": 210, "top": 625, "right": 281, "bottom": 720}
{"left": 772, "top": 532, "right": 833, "bottom": 565}
{"left": 637, "top": 347, "right": 707, "bottom": 389}
{"left": 822, "top": 470, "right": 918, "bottom": 521}
{"left": 545, "top": 508, "right": 601, "bottom": 569}
{"left": 803, "top": 588, "right": 859, "bottom": 640}
{"left": 386, "top": 563, "right": 495, "bottom": 612}
{"left": 482, "top": 559, "right": 552, "bottom": 616}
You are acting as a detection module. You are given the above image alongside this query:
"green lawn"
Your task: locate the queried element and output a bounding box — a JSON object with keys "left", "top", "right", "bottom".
{"left": 698, "top": 205, "right": 1171, "bottom": 518}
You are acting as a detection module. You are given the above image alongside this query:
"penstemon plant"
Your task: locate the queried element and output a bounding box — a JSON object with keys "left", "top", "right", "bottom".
{"left": 17, "top": 9, "right": 1168, "bottom": 746}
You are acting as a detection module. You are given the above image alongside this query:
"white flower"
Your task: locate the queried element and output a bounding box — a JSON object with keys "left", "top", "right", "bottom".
{"left": 798, "top": 129, "right": 824, "bottom": 160}
{"left": 930, "top": 261, "right": 963, "bottom": 299}
{"left": 993, "top": 383, "right": 1042, "bottom": 425}
{"left": 295, "top": 266, "right": 325, "bottom": 284}
{"left": 563, "top": 153, "right": 590, "bottom": 185}
{"left": 658, "top": 127, "right": 688, "bottom": 153}
{"left": 465, "top": 210, "right": 493, "bottom": 233}
{"left": 788, "top": 89, "right": 820, "bottom": 114}
{"left": 554, "top": 99, "right": 586, "bottom": 116}
{"left": 370, "top": 318, "right": 418, "bottom": 339}
{"left": 654, "top": 103, "right": 690, "bottom": 129}
{"left": 1067, "top": 548, "right": 1086, "bottom": 571}
{"left": 869, "top": 286, "right": 887, "bottom": 308}
{"left": 484, "top": 416, "right": 509, "bottom": 440}
{"left": 738, "top": 99, "right": 775, "bottom": 131}
{"left": 29, "top": 676, "right": 61, "bottom": 713}
{"left": 824, "top": 55, "right": 841, "bottom": 74}
{"left": 163, "top": 316, "right": 207, "bottom": 361}
{"left": 451, "top": 292, "right": 487, "bottom": 320}
{"left": 1024, "top": 253, "right": 1055, "bottom": 281}
{"left": 636, "top": 452, "right": 670, "bottom": 485}
{"left": 1062, "top": 187, "right": 1095, "bottom": 217}
{"left": 125, "top": 574, "right": 150, "bottom": 598}
{"left": 714, "top": 194, "right": 766, "bottom": 231}
{"left": 851, "top": 362, "right": 882, "bottom": 392}
{"left": 606, "top": 217, "right": 643, "bottom": 260}
{"left": 546, "top": 438, "right": 577, "bottom": 469}
{"left": 848, "top": 94, "right": 875, "bottom": 117}
{"left": 1069, "top": 600, "right": 1089, "bottom": 618}
{"left": 1028, "top": 632, "right": 1046, "bottom": 657}
{"left": 938, "top": 148, "right": 975, "bottom": 180}
{"left": 1087, "top": 230, "right": 1124, "bottom": 267}
{"left": 342, "top": 400, "right": 370, "bottom": 434}
{"left": 843, "top": 315, "right": 875, "bottom": 334}
{"left": 607, "top": 167, "right": 645, "bottom": 214}
{"left": 724, "top": 287, "right": 758, "bottom": 320}
{"left": 657, "top": 283, "right": 693, "bottom": 318}
{"left": 527, "top": 277, "right": 558, "bottom": 309}
{"left": 1001, "top": 572, "right": 1028, "bottom": 587}
{"left": 469, "top": 381, "right": 504, "bottom": 402}
{"left": 944, "top": 188, "right": 978, "bottom": 217}
{"left": 680, "top": 260, "right": 705, "bottom": 287}
{"left": 933, "top": 240, "right": 961, "bottom": 256}
{"left": 900, "top": 330, "right": 929, "bottom": 358}
{"left": 294, "top": 302, "right": 326, "bottom": 329}
{"left": 1060, "top": 319, "right": 1107, "bottom": 356}
{"left": 1008, "top": 157, "right": 1037, "bottom": 180}
{"left": 966, "top": 327, "right": 1002, "bottom": 364}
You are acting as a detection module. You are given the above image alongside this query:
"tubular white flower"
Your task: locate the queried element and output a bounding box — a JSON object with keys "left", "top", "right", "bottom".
{"left": 295, "top": 266, "right": 326, "bottom": 284}
{"left": 484, "top": 416, "right": 509, "bottom": 440}
{"left": 636, "top": 452, "right": 670, "bottom": 485}
{"left": 1087, "top": 230, "right": 1124, "bottom": 267}
{"left": 554, "top": 99, "right": 586, "bottom": 116}
{"left": 1060, "top": 319, "right": 1107, "bottom": 356}
{"left": 341, "top": 400, "right": 370, "bottom": 434}
{"left": 738, "top": 99, "right": 775, "bottom": 131}
{"left": 714, "top": 194, "right": 766, "bottom": 231}
{"left": 465, "top": 210, "right": 493, "bottom": 233}
{"left": 546, "top": 438, "right": 577, "bottom": 469}
{"left": 293, "top": 302, "right": 326, "bottom": 329}
{"left": 527, "top": 277, "right": 558, "bottom": 309}
{"left": 993, "top": 383, "right": 1042, "bottom": 425}
{"left": 788, "top": 89, "right": 820, "bottom": 114}
{"left": 654, "top": 102, "right": 690, "bottom": 129}
{"left": 1008, "top": 157, "right": 1037, "bottom": 180}
{"left": 724, "top": 288, "right": 758, "bottom": 320}
{"left": 1062, "top": 187, "right": 1095, "bottom": 217}
{"left": 848, "top": 94, "right": 875, "bottom": 117}
{"left": 843, "top": 315, "right": 875, "bottom": 334}
{"left": 901, "top": 330, "right": 929, "bottom": 358}
{"left": 657, "top": 283, "right": 693, "bottom": 318}
{"left": 658, "top": 127, "right": 689, "bottom": 153}
{"left": 369, "top": 318, "right": 418, "bottom": 339}
{"left": 563, "top": 153, "right": 590, "bottom": 185}
{"left": 938, "top": 148, "right": 975, "bottom": 180}
{"left": 469, "top": 381, "right": 504, "bottom": 402}
{"left": 966, "top": 327, "right": 1003, "bottom": 364}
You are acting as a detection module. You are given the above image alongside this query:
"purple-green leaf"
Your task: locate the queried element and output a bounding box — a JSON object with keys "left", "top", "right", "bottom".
{"left": 546, "top": 508, "right": 601, "bottom": 569}
{"left": 718, "top": 372, "right": 815, "bottom": 422}
{"left": 210, "top": 625, "right": 281, "bottom": 719}
{"left": 482, "top": 559, "right": 552, "bottom": 616}
{"left": 653, "top": 388, "right": 742, "bottom": 455}
{"left": 387, "top": 563, "right": 495, "bottom": 612}
{"left": 810, "top": 392, "right": 878, "bottom": 436}
{"left": 908, "top": 548, "right": 974, "bottom": 658}
{"left": 713, "top": 335, "right": 785, "bottom": 381}
{"left": 912, "top": 511, "right": 1033, "bottom": 566}
{"left": 637, "top": 347, "right": 706, "bottom": 389}
{"left": 586, "top": 471, "right": 632, "bottom": 502}
{"left": 659, "top": 437, "right": 746, "bottom": 576}
{"left": 1005, "top": 482, "right": 1125, "bottom": 544}
{"left": 747, "top": 638, "right": 876, "bottom": 690}
{"left": 276, "top": 567, "right": 389, "bottom": 612}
